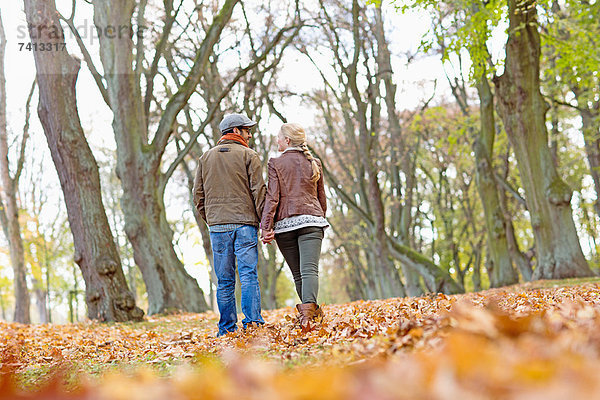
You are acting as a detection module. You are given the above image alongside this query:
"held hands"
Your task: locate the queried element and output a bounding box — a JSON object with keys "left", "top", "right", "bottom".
{"left": 261, "top": 229, "right": 275, "bottom": 244}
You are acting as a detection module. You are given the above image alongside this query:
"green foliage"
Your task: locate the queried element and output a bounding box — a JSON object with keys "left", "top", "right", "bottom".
{"left": 540, "top": 0, "right": 600, "bottom": 101}
{"left": 559, "top": 141, "right": 591, "bottom": 194}
{"left": 0, "top": 273, "right": 13, "bottom": 319}
{"left": 397, "top": 0, "right": 505, "bottom": 80}
{"left": 275, "top": 271, "right": 296, "bottom": 307}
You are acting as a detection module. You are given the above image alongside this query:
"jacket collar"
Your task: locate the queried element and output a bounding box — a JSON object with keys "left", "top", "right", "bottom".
{"left": 282, "top": 146, "right": 302, "bottom": 154}
{"left": 218, "top": 139, "right": 248, "bottom": 146}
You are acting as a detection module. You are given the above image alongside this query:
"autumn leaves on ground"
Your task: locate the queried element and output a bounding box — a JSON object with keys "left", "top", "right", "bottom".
{"left": 3, "top": 279, "right": 600, "bottom": 399}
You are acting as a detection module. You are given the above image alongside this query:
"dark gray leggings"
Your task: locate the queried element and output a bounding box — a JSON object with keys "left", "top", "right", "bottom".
{"left": 275, "top": 226, "right": 324, "bottom": 304}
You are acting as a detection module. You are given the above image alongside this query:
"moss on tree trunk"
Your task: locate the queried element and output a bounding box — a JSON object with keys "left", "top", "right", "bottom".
{"left": 493, "top": 0, "right": 592, "bottom": 279}
{"left": 474, "top": 76, "right": 519, "bottom": 287}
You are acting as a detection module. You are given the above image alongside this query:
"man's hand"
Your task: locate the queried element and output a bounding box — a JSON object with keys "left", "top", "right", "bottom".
{"left": 261, "top": 229, "right": 275, "bottom": 244}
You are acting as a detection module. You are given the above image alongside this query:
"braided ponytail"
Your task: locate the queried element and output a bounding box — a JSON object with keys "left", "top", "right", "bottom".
{"left": 280, "top": 123, "right": 321, "bottom": 182}
{"left": 300, "top": 143, "right": 321, "bottom": 183}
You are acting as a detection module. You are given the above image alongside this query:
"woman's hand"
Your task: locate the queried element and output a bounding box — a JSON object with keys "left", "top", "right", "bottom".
{"left": 261, "top": 229, "right": 275, "bottom": 244}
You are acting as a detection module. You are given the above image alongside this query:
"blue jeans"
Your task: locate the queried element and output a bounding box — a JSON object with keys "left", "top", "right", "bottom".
{"left": 210, "top": 225, "right": 264, "bottom": 336}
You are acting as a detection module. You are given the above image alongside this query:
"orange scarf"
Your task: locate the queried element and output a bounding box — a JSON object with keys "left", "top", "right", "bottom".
{"left": 218, "top": 133, "right": 249, "bottom": 148}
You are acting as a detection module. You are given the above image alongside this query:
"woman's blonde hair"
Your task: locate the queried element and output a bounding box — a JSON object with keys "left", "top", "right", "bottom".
{"left": 279, "top": 123, "right": 321, "bottom": 182}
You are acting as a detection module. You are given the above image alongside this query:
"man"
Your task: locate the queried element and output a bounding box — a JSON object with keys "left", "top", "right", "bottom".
{"left": 193, "top": 113, "right": 266, "bottom": 336}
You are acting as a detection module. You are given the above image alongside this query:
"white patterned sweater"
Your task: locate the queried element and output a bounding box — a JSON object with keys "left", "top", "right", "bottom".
{"left": 273, "top": 214, "right": 329, "bottom": 234}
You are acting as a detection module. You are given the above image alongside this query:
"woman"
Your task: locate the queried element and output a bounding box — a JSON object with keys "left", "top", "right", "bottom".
{"left": 261, "top": 123, "right": 328, "bottom": 329}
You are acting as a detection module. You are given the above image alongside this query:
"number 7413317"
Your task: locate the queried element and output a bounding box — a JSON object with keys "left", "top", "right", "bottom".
{"left": 18, "top": 42, "right": 66, "bottom": 51}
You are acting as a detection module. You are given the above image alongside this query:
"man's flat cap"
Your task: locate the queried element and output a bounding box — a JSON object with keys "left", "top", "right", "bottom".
{"left": 219, "top": 114, "right": 257, "bottom": 133}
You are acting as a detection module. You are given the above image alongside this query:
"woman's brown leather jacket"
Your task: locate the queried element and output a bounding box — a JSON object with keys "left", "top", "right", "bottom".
{"left": 260, "top": 150, "right": 327, "bottom": 231}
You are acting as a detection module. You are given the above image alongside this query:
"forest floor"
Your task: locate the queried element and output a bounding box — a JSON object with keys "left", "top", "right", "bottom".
{"left": 3, "top": 277, "right": 600, "bottom": 399}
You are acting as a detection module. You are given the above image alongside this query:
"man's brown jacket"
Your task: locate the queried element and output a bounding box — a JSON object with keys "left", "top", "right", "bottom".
{"left": 193, "top": 140, "right": 266, "bottom": 227}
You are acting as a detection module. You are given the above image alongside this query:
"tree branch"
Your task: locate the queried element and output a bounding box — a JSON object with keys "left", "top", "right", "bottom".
{"left": 150, "top": 0, "right": 239, "bottom": 158}
{"left": 310, "top": 146, "right": 374, "bottom": 225}
{"left": 0, "top": 9, "right": 9, "bottom": 239}
{"left": 59, "top": 12, "right": 110, "bottom": 106}
{"left": 134, "top": 0, "right": 148, "bottom": 79}
{"left": 163, "top": 24, "right": 302, "bottom": 181}
{"left": 314, "top": 145, "right": 462, "bottom": 294}
{"left": 14, "top": 79, "right": 36, "bottom": 186}
{"left": 494, "top": 171, "right": 528, "bottom": 208}
{"left": 545, "top": 94, "right": 585, "bottom": 112}
{"left": 144, "top": 0, "right": 183, "bottom": 121}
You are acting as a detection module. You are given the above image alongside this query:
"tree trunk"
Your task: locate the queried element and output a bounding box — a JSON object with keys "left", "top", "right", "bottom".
{"left": 347, "top": 257, "right": 369, "bottom": 301}
{"left": 581, "top": 203, "right": 599, "bottom": 263}
{"left": 0, "top": 12, "right": 30, "bottom": 324}
{"left": 197, "top": 219, "right": 217, "bottom": 310}
{"left": 91, "top": 0, "right": 237, "bottom": 314}
{"left": 32, "top": 280, "right": 48, "bottom": 324}
{"left": 387, "top": 237, "right": 463, "bottom": 294}
{"left": 497, "top": 173, "right": 533, "bottom": 281}
{"left": 122, "top": 175, "right": 208, "bottom": 314}
{"left": 181, "top": 157, "right": 217, "bottom": 310}
{"left": 474, "top": 75, "right": 518, "bottom": 287}
{"left": 401, "top": 265, "right": 423, "bottom": 297}
{"left": 331, "top": 222, "right": 369, "bottom": 301}
{"left": 23, "top": 0, "right": 144, "bottom": 322}
{"left": 258, "top": 245, "right": 280, "bottom": 310}
{"left": 347, "top": 0, "right": 404, "bottom": 300}
{"left": 374, "top": 5, "right": 422, "bottom": 298}
{"left": 126, "top": 263, "right": 137, "bottom": 302}
{"left": 44, "top": 242, "right": 52, "bottom": 322}
{"left": 472, "top": 241, "right": 482, "bottom": 292}
{"left": 579, "top": 105, "right": 600, "bottom": 219}
{"left": 398, "top": 156, "right": 423, "bottom": 296}
{"left": 493, "top": 0, "right": 592, "bottom": 279}
{"left": 439, "top": 5, "right": 518, "bottom": 288}
{"left": 0, "top": 288, "right": 6, "bottom": 320}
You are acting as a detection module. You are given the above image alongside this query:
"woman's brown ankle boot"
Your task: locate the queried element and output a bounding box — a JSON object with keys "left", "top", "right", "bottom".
{"left": 296, "top": 303, "right": 324, "bottom": 330}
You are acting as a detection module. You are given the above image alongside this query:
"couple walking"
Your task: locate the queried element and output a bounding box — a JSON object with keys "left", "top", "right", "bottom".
{"left": 193, "top": 113, "right": 328, "bottom": 337}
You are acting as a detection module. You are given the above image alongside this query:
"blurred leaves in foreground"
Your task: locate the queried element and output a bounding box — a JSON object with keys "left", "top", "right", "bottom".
{"left": 2, "top": 280, "right": 600, "bottom": 399}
